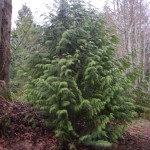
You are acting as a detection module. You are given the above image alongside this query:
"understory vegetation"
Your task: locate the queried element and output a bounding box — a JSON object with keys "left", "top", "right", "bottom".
{"left": 9, "top": 0, "right": 150, "bottom": 149}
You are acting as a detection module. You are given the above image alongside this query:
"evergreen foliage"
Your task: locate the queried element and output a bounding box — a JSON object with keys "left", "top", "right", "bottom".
{"left": 24, "top": 0, "right": 140, "bottom": 148}
{"left": 134, "top": 73, "right": 150, "bottom": 117}
{"left": 10, "top": 4, "right": 42, "bottom": 97}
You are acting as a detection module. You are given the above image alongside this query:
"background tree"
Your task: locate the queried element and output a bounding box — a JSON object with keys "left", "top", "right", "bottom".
{"left": 104, "top": 0, "right": 150, "bottom": 81}
{"left": 104, "top": 0, "right": 150, "bottom": 118}
{"left": 10, "top": 4, "right": 42, "bottom": 96}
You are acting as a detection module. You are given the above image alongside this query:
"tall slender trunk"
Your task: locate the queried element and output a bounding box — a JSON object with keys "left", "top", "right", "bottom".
{"left": 0, "top": 0, "right": 12, "bottom": 91}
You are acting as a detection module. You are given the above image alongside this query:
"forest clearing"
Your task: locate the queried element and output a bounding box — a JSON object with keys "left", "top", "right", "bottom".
{"left": 0, "top": 0, "right": 150, "bottom": 149}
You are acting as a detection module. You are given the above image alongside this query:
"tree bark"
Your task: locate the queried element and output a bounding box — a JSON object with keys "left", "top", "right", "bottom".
{"left": 0, "top": 0, "right": 12, "bottom": 91}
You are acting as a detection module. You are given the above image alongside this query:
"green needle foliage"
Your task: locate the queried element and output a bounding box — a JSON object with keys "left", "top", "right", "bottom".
{"left": 10, "top": 4, "right": 43, "bottom": 97}
{"left": 134, "top": 73, "right": 150, "bottom": 117}
{"left": 23, "top": 0, "right": 145, "bottom": 148}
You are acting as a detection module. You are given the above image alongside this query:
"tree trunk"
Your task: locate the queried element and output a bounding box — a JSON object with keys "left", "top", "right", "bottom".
{"left": 0, "top": 0, "right": 12, "bottom": 90}
{"left": 0, "top": 0, "right": 12, "bottom": 100}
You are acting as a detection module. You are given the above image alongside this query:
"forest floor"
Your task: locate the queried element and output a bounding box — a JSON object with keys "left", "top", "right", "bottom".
{"left": 0, "top": 100, "right": 150, "bottom": 150}
{"left": 110, "top": 119, "right": 150, "bottom": 150}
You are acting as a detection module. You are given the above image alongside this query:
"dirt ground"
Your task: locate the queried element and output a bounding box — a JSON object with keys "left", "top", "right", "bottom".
{"left": 114, "top": 119, "right": 150, "bottom": 150}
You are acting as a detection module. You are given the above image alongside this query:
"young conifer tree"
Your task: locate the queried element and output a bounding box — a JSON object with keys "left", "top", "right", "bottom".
{"left": 25, "top": 0, "right": 138, "bottom": 148}
{"left": 10, "top": 4, "right": 42, "bottom": 94}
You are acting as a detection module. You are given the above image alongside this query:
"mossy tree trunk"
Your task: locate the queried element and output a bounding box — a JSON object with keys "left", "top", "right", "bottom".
{"left": 0, "top": 0, "right": 12, "bottom": 99}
